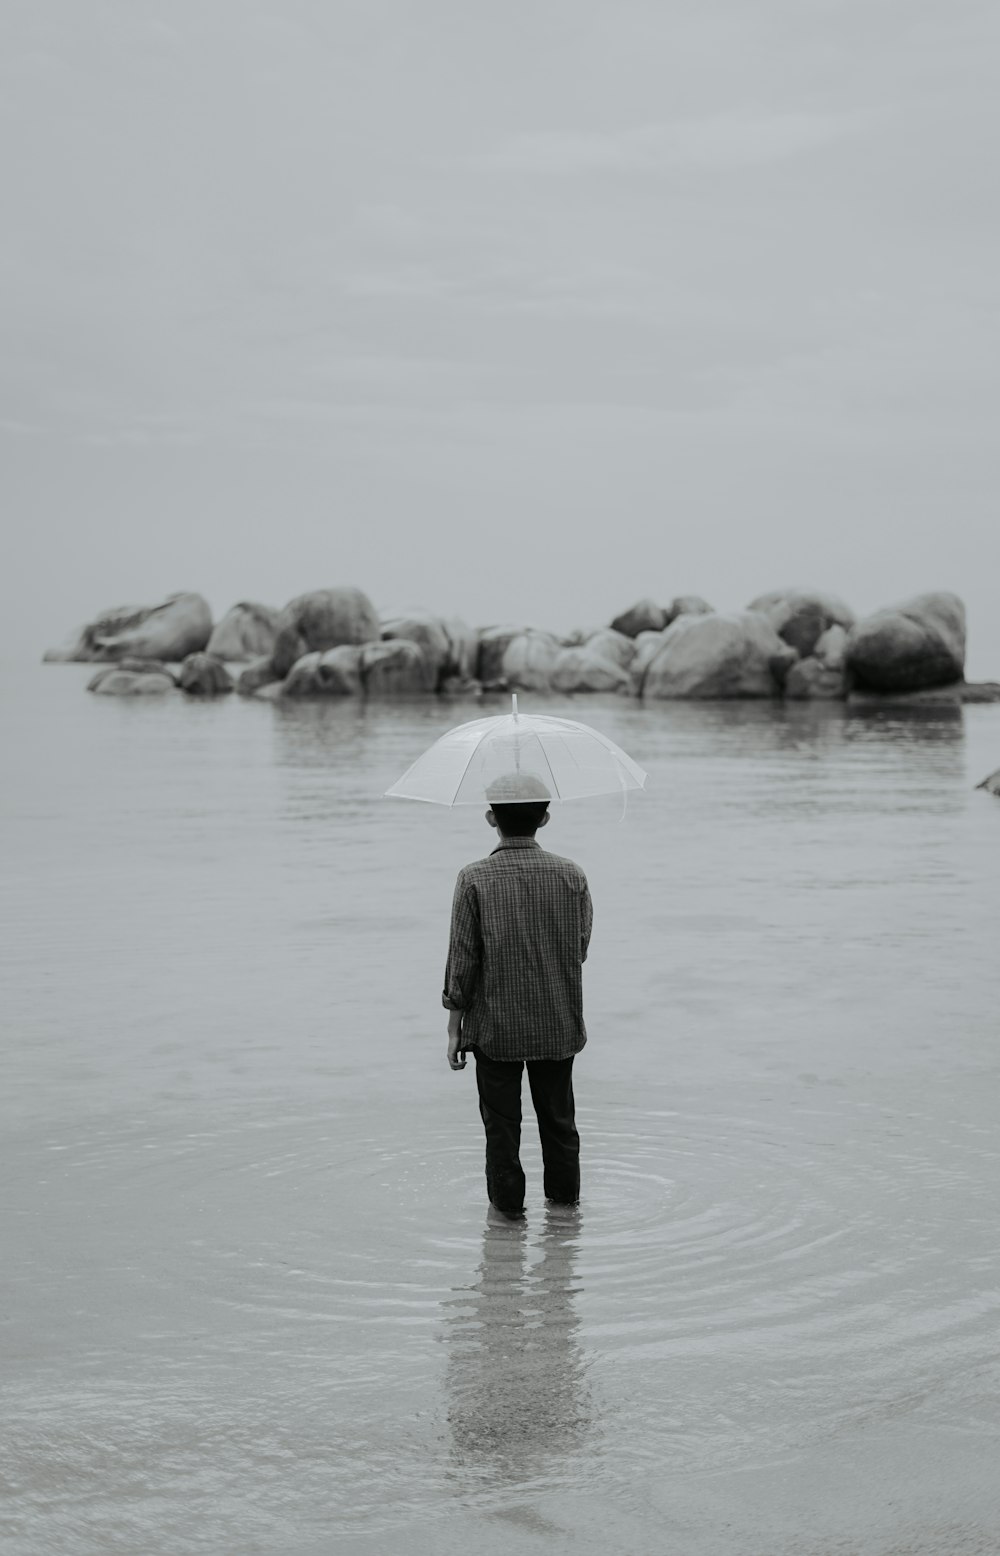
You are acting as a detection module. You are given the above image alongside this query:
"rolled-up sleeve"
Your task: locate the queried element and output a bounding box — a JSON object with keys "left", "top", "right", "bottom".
{"left": 580, "top": 878, "right": 593, "bottom": 964}
{"left": 442, "top": 873, "right": 482, "bottom": 1010}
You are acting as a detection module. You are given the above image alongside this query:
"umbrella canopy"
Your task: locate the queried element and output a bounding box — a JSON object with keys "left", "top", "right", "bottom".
{"left": 384, "top": 694, "right": 648, "bottom": 806}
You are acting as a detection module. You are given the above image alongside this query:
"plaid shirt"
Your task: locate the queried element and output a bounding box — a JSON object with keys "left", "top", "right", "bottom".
{"left": 442, "top": 836, "right": 593, "bottom": 1061}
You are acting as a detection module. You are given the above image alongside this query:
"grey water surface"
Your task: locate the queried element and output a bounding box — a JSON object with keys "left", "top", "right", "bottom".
{"left": 2, "top": 665, "right": 999, "bottom": 1556}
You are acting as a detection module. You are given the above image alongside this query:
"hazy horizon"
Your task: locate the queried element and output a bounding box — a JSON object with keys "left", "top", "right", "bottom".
{"left": 3, "top": 2, "right": 998, "bottom": 675}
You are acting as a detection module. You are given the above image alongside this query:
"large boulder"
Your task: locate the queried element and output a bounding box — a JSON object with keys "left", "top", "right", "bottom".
{"left": 477, "top": 626, "right": 526, "bottom": 687}
{"left": 502, "top": 631, "right": 560, "bottom": 692}
{"left": 583, "top": 628, "right": 636, "bottom": 670}
{"left": 642, "top": 611, "right": 796, "bottom": 699}
{"left": 629, "top": 629, "right": 670, "bottom": 692}
{"left": 178, "top": 653, "right": 234, "bottom": 696}
{"left": 316, "top": 646, "right": 364, "bottom": 696}
{"left": 441, "top": 618, "right": 479, "bottom": 681}
{"left": 381, "top": 615, "right": 451, "bottom": 688}
{"left": 783, "top": 623, "right": 850, "bottom": 699}
{"left": 664, "top": 594, "right": 714, "bottom": 624}
{"left": 278, "top": 652, "right": 322, "bottom": 697}
{"left": 46, "top": 615, "right": 136, "bottom": 663}
{"left": 206, "top": 602, "right": 280, "bottom": 662}
{"left": 747, "top": 589, "right": 855, "bottom": 658}
{"left": 280, "top": 645, "right": 364, "bottom": 698}
{"left": 45, "top": 592, "right": 213, "bottom": 663}
{"left": 236, "top": 655, "right": 281, "bottom": 697}
{"left": 814, "top": 624, "right": 848, "bottom": 670}
{"left": 361, "top": 639, "right": 434, "bottom": 695}
{"left": 784, "top": 658, "right": 846, "bottom": 700}
{"left": 551, "top": 645, "right": 631, "bottom": 694}
{"left": 962, "top": 682, "right": 1000, "bottom": 704}
{"left": 610, "top": 598, "right": 668, "bottom": 638}
{"left": 270, "top": 587, "right": 380, "bottom": 679}
{"left": 87, "top": 664, "right": 177, "bottom": 696}
{"left": 845, "top": 591, "right": 966, "bottom": 693}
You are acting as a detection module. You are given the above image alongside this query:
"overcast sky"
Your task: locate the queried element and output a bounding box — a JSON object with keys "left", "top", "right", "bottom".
{"left": 3, "top": 0, "right": 998, "bottom": 673}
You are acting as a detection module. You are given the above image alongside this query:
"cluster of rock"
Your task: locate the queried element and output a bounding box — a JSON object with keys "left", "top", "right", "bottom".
{"left": 43, "top": 585, "right": 999, "bottom": 708}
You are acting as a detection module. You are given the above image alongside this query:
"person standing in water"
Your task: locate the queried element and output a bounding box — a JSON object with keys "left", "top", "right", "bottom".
{"left": 442, "top": 773, "right": 593, "bottom": 1217}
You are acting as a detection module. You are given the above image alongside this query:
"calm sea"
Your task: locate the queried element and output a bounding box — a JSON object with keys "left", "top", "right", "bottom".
{"left": 2, "top": 663, "right": 999, "bottom": 1556}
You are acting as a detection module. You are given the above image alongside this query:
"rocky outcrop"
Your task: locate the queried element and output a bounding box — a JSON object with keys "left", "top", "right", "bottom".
{"left": 205, "top": 602, "right": 280, "bottom": 662}
{"left": 279, "top": 653, "right": 323, "bottom": 697}
{"left": 785, "top": 658, "right": 845, "bottom": 700}
{"left": 477, "top": 626, "right": 526, "bottom": 688}
{"left": 46, "top": 593, "right": 213, "bottom": 663}
{"left": 976, "top": 768, "right": 1000, "bottom": 796}
{"left": 583, "top": 628, "right": 636, "bottom": 670}
{"left": 610, "top": 598, "right": 668, "bottom": 637}
{"left": 815, "top": 624, "right": 848, "bottom": 670}
{"left": 961, "top": 682, "right": 1000, "bottom": 703}
{"left": 280, "top": 645, "right": 364, "bottom": 697}
{"left": 551, "top": 645, "right": 631, "bottom": 694}
{"left": 270, "top": 588, "right": 380, "bottom": 679}
{"left": 665, "top": 595, "right": 714, "bottom": 624}
{"left": 845, "top": 592, "right": 965, "bottom": 693}
{"left": 747, "top": 589, "right": 855, "bottom": 658}
{"left": 502, "top": 631, "right": 560, "bottom": 692}
{"left": 441, "top": 618, "right": 479, "bottom": 682}
{"left": 236, "top": 656, "right": 280, "bottom": 697}
{"left": 318, "top": 646, "right": 364, "bottom": 696}
{"left": 361, "top": 639, "right": 434, "bottom": 695}
{"left": 53, "top": 582, "right": 995, "bottom": 705}
{"left": 178, "top": 653, "right": 234, "bottom": 696}
{"left": 45, "top": 611, "right": 139, "bottom": 663}
{"left": 87, "top": 664, "right": 177, "bottom": 696}
{"left": 642, "top": 612, "right": 796, "bottom": 698}
{"left": 629, "top": 630, "right": 670, "bottom": 692}
{"left": 783, "top": 623, "right": 849, "bottom": 700}
{"left": 381, "top": 615, "right": 451, "bottom": 688}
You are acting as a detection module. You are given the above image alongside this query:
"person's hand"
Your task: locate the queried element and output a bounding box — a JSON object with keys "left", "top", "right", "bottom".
{"left": 447, "top": 1011, "right": 467, "bottom": 1070}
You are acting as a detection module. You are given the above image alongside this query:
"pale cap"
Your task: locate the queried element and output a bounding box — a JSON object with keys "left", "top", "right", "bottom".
{"left": 486, "top": 772, "right": 551, "bottom": 804}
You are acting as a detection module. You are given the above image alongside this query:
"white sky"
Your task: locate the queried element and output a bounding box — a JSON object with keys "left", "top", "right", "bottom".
{"left": 3, "top": 0, "right": 998, "bottom": 673}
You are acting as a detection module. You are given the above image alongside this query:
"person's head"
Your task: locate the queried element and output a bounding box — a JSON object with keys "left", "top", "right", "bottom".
{"left": 485, "top": 773, "right": 551, "bottom": 837}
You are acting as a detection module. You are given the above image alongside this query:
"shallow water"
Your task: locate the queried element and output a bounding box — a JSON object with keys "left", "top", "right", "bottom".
{"left": 2, "top": 665, "right": 999, "bottom": 1556}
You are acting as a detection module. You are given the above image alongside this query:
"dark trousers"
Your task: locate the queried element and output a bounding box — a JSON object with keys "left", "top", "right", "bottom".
{"left": 472, "top": 1047, "right": 580, "bottom": 1213}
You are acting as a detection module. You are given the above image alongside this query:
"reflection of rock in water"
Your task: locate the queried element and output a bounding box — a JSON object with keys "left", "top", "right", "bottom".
{"left": 443, "top": 1205, "right": 591, "bottom": 1485}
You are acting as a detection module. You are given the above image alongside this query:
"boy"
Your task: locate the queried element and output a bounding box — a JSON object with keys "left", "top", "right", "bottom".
{"left": 442, "top": 773, "right": 593, "bottom": 1217}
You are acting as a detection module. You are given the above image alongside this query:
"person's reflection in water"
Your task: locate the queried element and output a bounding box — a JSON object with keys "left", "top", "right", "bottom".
{"left": 443, "top": 1203, "right": 591, "bottom": 1490}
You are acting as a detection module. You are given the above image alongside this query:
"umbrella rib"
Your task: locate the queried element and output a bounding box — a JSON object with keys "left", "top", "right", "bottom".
{"left": 534, "top": 734, "right": 563, "bottom": 801}
{"left": 451, "top": 728, "right": 486, "bottom": 805}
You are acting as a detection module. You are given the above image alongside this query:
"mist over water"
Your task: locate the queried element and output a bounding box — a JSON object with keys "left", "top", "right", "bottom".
{"left": 3, "top": 665, "right": 999, "bottom": 1555}
{"left": 5, "top": 3, "right": 1000, "bottom": 680}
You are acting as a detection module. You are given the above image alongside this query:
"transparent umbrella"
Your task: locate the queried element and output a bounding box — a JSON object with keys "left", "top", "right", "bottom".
{"left": 384, "top": 694, "right": 648, "bottom": 806}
